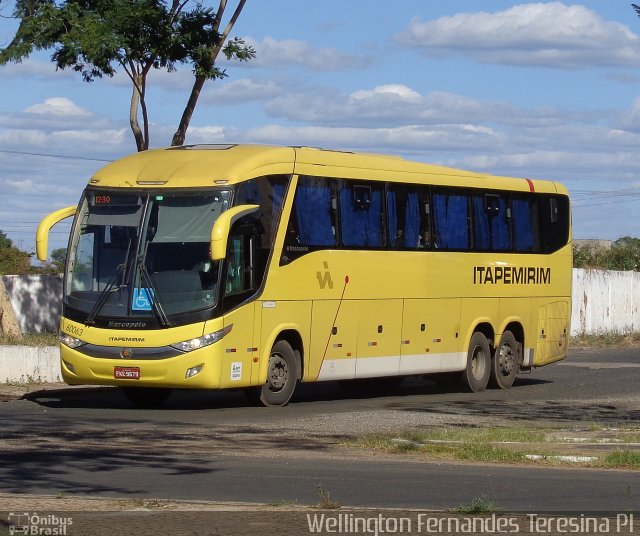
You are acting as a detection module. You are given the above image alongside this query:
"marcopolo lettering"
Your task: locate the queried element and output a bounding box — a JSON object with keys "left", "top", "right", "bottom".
{"left": 473, "top": 266, "right": 551, "bottom": 285}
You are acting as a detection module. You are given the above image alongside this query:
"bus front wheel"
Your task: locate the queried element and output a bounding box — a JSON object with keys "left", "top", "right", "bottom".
{"left": 246, "top": 340, "right": 299, "bottom": 407}
{"left": 462, "top": 332, "right": 491, "bottom": 393}
{"left": 490, "top": 331, "right": 521, "bottom": 389}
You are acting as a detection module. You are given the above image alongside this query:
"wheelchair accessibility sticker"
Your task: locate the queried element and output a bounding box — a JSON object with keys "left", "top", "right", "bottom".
{"left": 132, "top": 288, "right": 154, "bottom": 311}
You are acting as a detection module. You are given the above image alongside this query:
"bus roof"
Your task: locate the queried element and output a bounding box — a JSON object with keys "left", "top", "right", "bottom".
{"left": 89, "top": 144, "right": 567, "bottom": 195}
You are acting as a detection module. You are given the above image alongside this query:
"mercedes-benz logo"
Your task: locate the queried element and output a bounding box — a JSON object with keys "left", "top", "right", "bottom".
{"left": 120, "top": 348, "right": 133, "bottom": 359}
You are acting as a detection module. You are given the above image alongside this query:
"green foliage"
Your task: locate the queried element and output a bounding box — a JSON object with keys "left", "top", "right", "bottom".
{"left": 49, "top": 248, "right": 67, "bottom": 273}
{"left": 0, "top": 331, "right": 58, "bottom": 346}
{"left": 0, "top": 230, "right": 66, "bottom": 275}
{"left": 573, "top": 237, "right": 640, "bottom": 271}
{"left": 0, "top": 230, "right": 31, "bottom": 275}
{"left": 455, "top": 495, "right": 502, "bottom": 515}
{"left": 0, "top": 229, "right": 12, "bottom": 250}
{"left": 2, "top": 0, "right": 253, "bottom": 80}
{"left": 1, "top": 0, "right": 254, "bottom": 150}
{"left": 602, "top": 450, "right": 640, "bottom": 469}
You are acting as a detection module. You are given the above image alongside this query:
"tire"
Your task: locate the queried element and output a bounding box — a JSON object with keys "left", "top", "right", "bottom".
{"left": 121, "top": 387, "right": 172, "bottom": 408}
{"left": 490, "top": 330, "right": 521, "bottom": 389}
{"left": 461, "top": 332, "right": 491, "bottom": 393}
{"left": 245, "top": 340, "right": 299, "bottom": 407}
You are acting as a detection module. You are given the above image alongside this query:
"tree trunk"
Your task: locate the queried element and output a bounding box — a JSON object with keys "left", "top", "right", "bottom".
{"left": 171, "top": 75, "right": 206, "bottom": 147}
{"left": 129, "top": 74, "right": 146, "bottom": 152}
{"left": 171, "top": 0, "right": 247, "bottom": 147}
{"left": 0, "top": 279, "right": 22, "bottom": 339}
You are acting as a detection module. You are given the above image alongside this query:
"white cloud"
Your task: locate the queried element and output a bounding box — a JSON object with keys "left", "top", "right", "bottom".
{"left": 182, "top": 125, "right": 230, "bottom": 144}
{"left": 0, "top": 59, "right": 78, "bottom": 80}
{"left": 398, "top": 2, "right": 640, "bottom": 68}
{"left": 351, "top": 84, "right": 422, "bottom": 102}
{"left": 243, "top": 36, "right": 371, "bottom": 71}
{"left": 243, "top": 123, "right": 501, "bottom": 153}
{"left": 264, "top": 84, "right": 514, "bottom": 127}
{"left": 201, "top": 78, "right": 286, "bottom": 105}
{"left": 0, "top": 126, "right": 128, "bottom": 153}
{"left": 3, "top": 178, "right": 75, "bottom": 196}
{"left": 25, "top": 97, "right": 92, "bottom": 118}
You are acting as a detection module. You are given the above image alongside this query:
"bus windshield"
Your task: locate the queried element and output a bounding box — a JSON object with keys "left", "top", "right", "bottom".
{"left": 65, "top": 190, "right": 231, "bottom": 321}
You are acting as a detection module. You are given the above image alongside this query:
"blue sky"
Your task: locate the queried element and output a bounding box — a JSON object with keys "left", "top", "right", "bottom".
{"left": 3, "top": 1, "right": 640, "bottom": 254}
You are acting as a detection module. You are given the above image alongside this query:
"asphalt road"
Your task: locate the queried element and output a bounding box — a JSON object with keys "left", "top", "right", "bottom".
{"left": 0, "top": 348, "right": 639, "bottom": 512}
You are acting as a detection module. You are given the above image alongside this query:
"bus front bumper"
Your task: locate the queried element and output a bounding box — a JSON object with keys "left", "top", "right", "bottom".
{"left": 59, "top": 343, "right": 224, "bottom": 389}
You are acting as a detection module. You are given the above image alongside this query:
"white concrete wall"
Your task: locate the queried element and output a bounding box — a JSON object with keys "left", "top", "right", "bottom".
{"left": 571, "top": 268, "right": 640, "bottom": 336}
{"left": 0, "top": 346, "right": 61, "bottom": 383}
{"left": 1, "top": 274, "right": 62, "bottom": 333}
{"left": 2, "top": 269, "right": 640, "bottom": 339}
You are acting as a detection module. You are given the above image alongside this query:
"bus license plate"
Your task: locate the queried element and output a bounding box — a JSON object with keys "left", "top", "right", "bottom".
{"left": 114, "top": 367, "right": 140, "bottom": 380}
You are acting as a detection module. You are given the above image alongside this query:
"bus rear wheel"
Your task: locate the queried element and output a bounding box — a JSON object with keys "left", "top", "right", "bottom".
{"left": 490, "top": 330, "right": 521, "bottom": 389}
{"left": 461, "top": 332, "right": 491, "bottom": 393}
{"left": 121, "top": 387, "right": 172, "bottom": 408}
{"left": 246, "top": 340, "right": 299, "bottom": 407}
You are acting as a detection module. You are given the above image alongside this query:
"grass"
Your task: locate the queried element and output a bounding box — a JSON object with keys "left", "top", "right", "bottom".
{"left": 348, "top": 425, "right": 640, "bottom": 469}
{"left": 402, "top": 427, "right": 546, "bottom": 444}
{"left": 601, "top": 450, "right": 640, "bottom": 469}
{"left": 352, "top": 427, "right": 547, "bottom": 464}
{"left": 0, "top": 332, "right": 58, "bottom": 346}
{"left": 314, "top": 484, "right": 340, "bottom": 509}
{"left": 570, "top": 331, "right": 640, "bottom": 348}
{"left": 455, "top": 495, "right": 502, "bottom": 515}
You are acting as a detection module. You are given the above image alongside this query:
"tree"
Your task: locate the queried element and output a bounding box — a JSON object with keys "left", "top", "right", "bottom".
{"left": 0, "top": 230, "right": 31, "bottom": 275}
{"left": 1, "top": 0, "right": 253, "bottom": 151}
{"left": 573, "top": 236, "right": 640, "bottom": 271}
{"left": 171, "top": 0, "right": 249, "bottom": 146}
{"left": 50, "top": 248, "right": 67, "bottom": 272}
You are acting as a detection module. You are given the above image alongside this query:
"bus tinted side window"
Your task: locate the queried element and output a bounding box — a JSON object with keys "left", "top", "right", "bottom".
{"left": 512, "top": 195, "right": 539, "bottom": 252}
{"left": 432, "top": 190, "right": 470, "bottom": 250}
{"left": 473, "top": 193, "right": 512, "bottom": 251}
{"left": 540, "top": 194, "right": 570, "bottom": 252}
{"left": 339, "top": 182, "right": 384, "bottom": 247}
{"left": 387, "top": 186, "right": 431, "bottom": 248}
{"left": 235, "top": 175, "right": 288, "bottom": 247}
{"left": 286, "top": 176, "right": 337, "bottom": 248}
{"left": 234, "top": 175, "right": 289, "bottom": 290}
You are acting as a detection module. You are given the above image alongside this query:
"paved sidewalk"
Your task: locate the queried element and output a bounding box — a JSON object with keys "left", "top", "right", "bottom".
{"left": 2, "top": 493, "right": 625, "bottom": 536}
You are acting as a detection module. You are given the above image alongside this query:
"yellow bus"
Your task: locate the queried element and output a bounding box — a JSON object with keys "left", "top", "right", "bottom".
{"left": 37, "top": 144, "right": 571, "bottom": 407}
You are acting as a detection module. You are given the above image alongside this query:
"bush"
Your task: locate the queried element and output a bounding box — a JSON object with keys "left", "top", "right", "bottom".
{"left": 573, "top": 237, "right": 640, "bottom": 271}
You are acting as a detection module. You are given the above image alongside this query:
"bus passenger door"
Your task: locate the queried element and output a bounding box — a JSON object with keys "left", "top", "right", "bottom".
{"left": 219, "top": 228, "right": 259, "bottom": 388}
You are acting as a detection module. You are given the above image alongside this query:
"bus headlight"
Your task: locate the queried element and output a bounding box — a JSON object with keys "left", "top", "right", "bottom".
{"left": 170, "top": 325, "right": 233, "bottom": 353}
{"left": 59, "top": 332, "right": 87, "bottom": 349}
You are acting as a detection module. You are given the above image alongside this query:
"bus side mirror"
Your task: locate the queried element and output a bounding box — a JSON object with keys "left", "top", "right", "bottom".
{"left": 210, "top": 204, "right": 259, "bottom": 261}
{"left": 36, "top": 206, "right": 77, "bottom": 261}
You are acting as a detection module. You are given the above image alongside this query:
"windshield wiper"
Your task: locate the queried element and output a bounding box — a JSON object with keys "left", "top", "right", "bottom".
{"left": 85, "top": 239, "right": 133, "bottom": 326}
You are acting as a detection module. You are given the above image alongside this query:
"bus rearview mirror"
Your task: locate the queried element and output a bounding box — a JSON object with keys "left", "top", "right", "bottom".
{"left": 210, "top": 204, "right": 259, "bottom": 261}
{"left": 36, "top": 206, "right": 77, "bottom": 261}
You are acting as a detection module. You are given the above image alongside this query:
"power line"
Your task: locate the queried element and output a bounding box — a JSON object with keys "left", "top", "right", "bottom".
{"left": 570, "top": 187, "right": 640, "bottom": 199}
{"left": 572, "top": 197, "right": 640, "bottom": 208}
{"left": 0, "top": 148, "right": 113, "bottom": 162}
